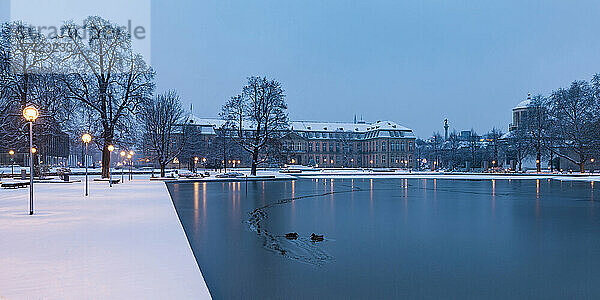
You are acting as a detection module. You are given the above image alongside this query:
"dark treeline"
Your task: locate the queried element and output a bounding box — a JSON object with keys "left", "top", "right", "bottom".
{"left": 418, "top": 75, "right": 600, "bottom": 173}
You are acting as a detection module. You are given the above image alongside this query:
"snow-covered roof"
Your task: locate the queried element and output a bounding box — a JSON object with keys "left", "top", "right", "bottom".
{"left": 290, "top": 120, "right": 412, "bottom": 132}
{"left": 513, "top": 99, "right": 531, "bottom": 110}
{"left": 184, "top": 116, "right": 415, "bottom": 138}
{"left": 500, "top": 131, "right": 513, "bottom": 139}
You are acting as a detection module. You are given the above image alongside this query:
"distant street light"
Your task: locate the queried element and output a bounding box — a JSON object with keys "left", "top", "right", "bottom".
{"left": 82, "top": 133, "right": 92, "bottom": 196}
{"left": 8, "top": 150, "right": 15, "bottom": 177}
{"left": 194, "top": 157, "right": 199, "bottom": 173}
{"left": 127, "top": 153, "right": 133, "bottom": 180}
{"left": 107, "top": 145, "right": 115, "bottom": 187}
{"left": 23, "top": 106, "right": 38, "bottom": 215}
{"left": 120, "top": 151, "right": 126, "bottom": 182}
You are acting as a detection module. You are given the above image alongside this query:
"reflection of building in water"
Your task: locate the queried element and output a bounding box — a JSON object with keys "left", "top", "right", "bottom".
{"left": 153, "top": 115, "right": 416, "bottom": 169}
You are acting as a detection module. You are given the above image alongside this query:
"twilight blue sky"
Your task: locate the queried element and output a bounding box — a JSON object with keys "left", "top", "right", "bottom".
{"left": 4, "top": 0, "right": 600, "bottom": 137}
{"left": 150, "top": 0, "right": 600, "bottom": 137}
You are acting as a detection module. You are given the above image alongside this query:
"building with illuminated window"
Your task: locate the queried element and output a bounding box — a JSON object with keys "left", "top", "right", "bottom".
{"left": 156, "top": 116, "right": 416, "bottom": 169}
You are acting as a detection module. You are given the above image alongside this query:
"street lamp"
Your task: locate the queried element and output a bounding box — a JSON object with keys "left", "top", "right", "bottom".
{"left": 23, "top": 106, "right": 38, "bottom": 215}
{"left": 120, "top": 151, "right": 126, "bottom": 182}
{"left": 8, "top": 150, "right": 14, "bottom": 177}
{"left": 128, "top": 152, "right": 133, "bottom": 180}
{"left": 82, "top": 133, "right": 92, "bottom": 196}
{"left": 194, "top": 156, "right": 199, "bottom": 173}
{"left": 107, "top": 145, "right": 115, "bottom": 187}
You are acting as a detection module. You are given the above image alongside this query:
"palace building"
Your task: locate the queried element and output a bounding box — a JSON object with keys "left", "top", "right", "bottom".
{"left": 161, "top": 116, "right": 416, "bottom": 169}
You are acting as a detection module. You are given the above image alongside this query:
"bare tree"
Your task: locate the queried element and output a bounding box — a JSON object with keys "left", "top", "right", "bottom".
{"left": 487, "top": 127, "right": 503, "bottom": 167}
{"left": 221, "top": 76, "right": 289, "bottom": 175}
{"left": 61, "top": 16, "right": 154, "bottom": 178}
{"left": 447, "top": 130, "right": 461, "bottom": 169}
{"left": 0, "top": 22, "right": 73, "bottom": 170}
{"left": 141, "top": 91, "right": 186, "bottom": 177}
{"left": 522, "top": 95, "right": 548, "bottom": 172}
{"left": 548, "top": 80, "right": 599, "bottom": 173}
{"left": 507, "top": 126, "right": 530, "bottom": 171}
{"left": 467, "top": 129, "right": 479, "bottom": 169}
{"left": 431, "top": 132, "right": 443, "bottom": 169}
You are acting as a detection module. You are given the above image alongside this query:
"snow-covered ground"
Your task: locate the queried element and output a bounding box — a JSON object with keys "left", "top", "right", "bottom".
{"left": 0, "top": 176, "right": 211, "bottom": 299}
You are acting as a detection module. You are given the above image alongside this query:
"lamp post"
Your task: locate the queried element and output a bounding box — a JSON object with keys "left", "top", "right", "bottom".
{"left": 194, "top": 157, "right": 199, "bottom": 174}
{"left": 23, "top": 106, "right": 38, "bottom": 215}
{"left": 82, "top": 133, "right": 92, "bottom": 196}
{"left": 120, "top": 151, "right": 126, "bottom": 182}
{"left": 128, "top": 151, "right": 134, "bottom": 180}
{"left": 8, "top": 150, "right": 14, "bottom": 177}
{"left": 107, "top": 145, "right": 115, "bottom": 187}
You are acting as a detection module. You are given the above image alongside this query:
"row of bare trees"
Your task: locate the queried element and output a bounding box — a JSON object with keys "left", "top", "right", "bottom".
{"left": 420, "top": 75, "right": 600, "bottom": 173}
{"left": 0, "top": 17, "right": 291, "bottom": 178}
{"left": 0, "top": 17, "right": 157, "bottom": 178}
{"left": 514, "top": 78, "right": 600, "bottom": 173}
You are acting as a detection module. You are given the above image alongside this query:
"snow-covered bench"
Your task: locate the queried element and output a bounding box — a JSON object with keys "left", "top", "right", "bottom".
{"left": 1, "top": 181, "right": 29, "bottom": 189}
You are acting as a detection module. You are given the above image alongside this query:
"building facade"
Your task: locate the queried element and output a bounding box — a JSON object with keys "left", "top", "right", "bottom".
{"left": 156, "top": 116, "right": 416, "bottom": 169}
{"left": 282, "top": 120, "right": 416, "bottom": 168}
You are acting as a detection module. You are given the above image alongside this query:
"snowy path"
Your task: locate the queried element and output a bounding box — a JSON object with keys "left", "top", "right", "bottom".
{"left": 0, "top": 177, "right": 211, "bottom": 299}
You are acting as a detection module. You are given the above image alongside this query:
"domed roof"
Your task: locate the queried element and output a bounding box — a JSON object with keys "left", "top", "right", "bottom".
{"left": 513, "top": 93, "right": 533, "bottom": 110}
{"left": 513, "top": 99, "right": 531, "bottom": 110}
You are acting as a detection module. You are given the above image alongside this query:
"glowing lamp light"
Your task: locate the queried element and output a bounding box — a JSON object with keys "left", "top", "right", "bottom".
{"left": 129, "top": 151, "right": 134, "bottom": 156}
{"left": 22, "top": 106, "right": 39, "bottom": 122}
{"left": 107, "top": 145, "right": 115, "bottom": 152}
{"left": 237, "top": 160, "right": 241, "bottom": 164}
{"left": 536, "top": 159, "right": 540, "bottom": 164}
{"left": 127, "top": 154, "right": 132, "bottom": 159}
{"left": 202, "top": 157, "right": 207, "bottom": 163}
{"left": 31, "top": 147, "right": 37, "bottom": 154}
{"left": 194, "top": 157, "right": 199, "bottom": 162}
{"left": 82, "top": 133, "right": 92, "bottom": 143}
{"left": 120, "top": 151, "right": 126, "bottom": 157}
{"left": 592, "top": 158, "right": 595, "bottom": 163}
{"left": 9, "top": 150, "right": 14, "bottom": 155}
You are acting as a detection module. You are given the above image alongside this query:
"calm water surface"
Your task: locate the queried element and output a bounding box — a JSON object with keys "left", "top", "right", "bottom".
{"left": 167, "top": 179, "right": 600, "bottom": 299}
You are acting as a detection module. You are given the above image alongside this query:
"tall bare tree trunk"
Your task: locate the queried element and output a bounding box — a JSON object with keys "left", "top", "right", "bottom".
{"left": 160, "top": 163, "right": 166, "bottom": 178}
{"left": 251, "top": 149, "right": 259, "bottom": 176}
{"left": 101, "top": 143, "right": 111, "bottom": 178}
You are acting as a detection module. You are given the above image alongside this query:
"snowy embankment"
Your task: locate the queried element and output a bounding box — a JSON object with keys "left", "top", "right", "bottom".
{"left": 293, "top": 169, "right": 600, "bottom": 182}
{"left": 0, "top": 176, "right": 211, "bottom": 299}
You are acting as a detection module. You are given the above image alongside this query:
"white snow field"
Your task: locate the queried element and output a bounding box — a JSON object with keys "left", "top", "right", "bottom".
{"left": 0, "top": 176, "right": 211, "bottom": 299}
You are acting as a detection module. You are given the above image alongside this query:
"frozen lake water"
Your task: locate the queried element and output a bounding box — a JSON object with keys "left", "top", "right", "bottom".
{"left": 167, "top": 178, "right": 600, "bottom": 299}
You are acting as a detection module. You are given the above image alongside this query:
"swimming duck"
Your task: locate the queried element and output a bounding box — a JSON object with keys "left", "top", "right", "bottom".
{"left": 285, "top": 232, "right": 299, "bottom": 240}
{"left": 311, "top": 233, "right": 324, "bottom": 242}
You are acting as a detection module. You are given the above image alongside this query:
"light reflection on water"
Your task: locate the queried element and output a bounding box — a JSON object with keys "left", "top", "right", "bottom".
{"left": 168, "top": 178, "right": 600, "bottom": 299}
